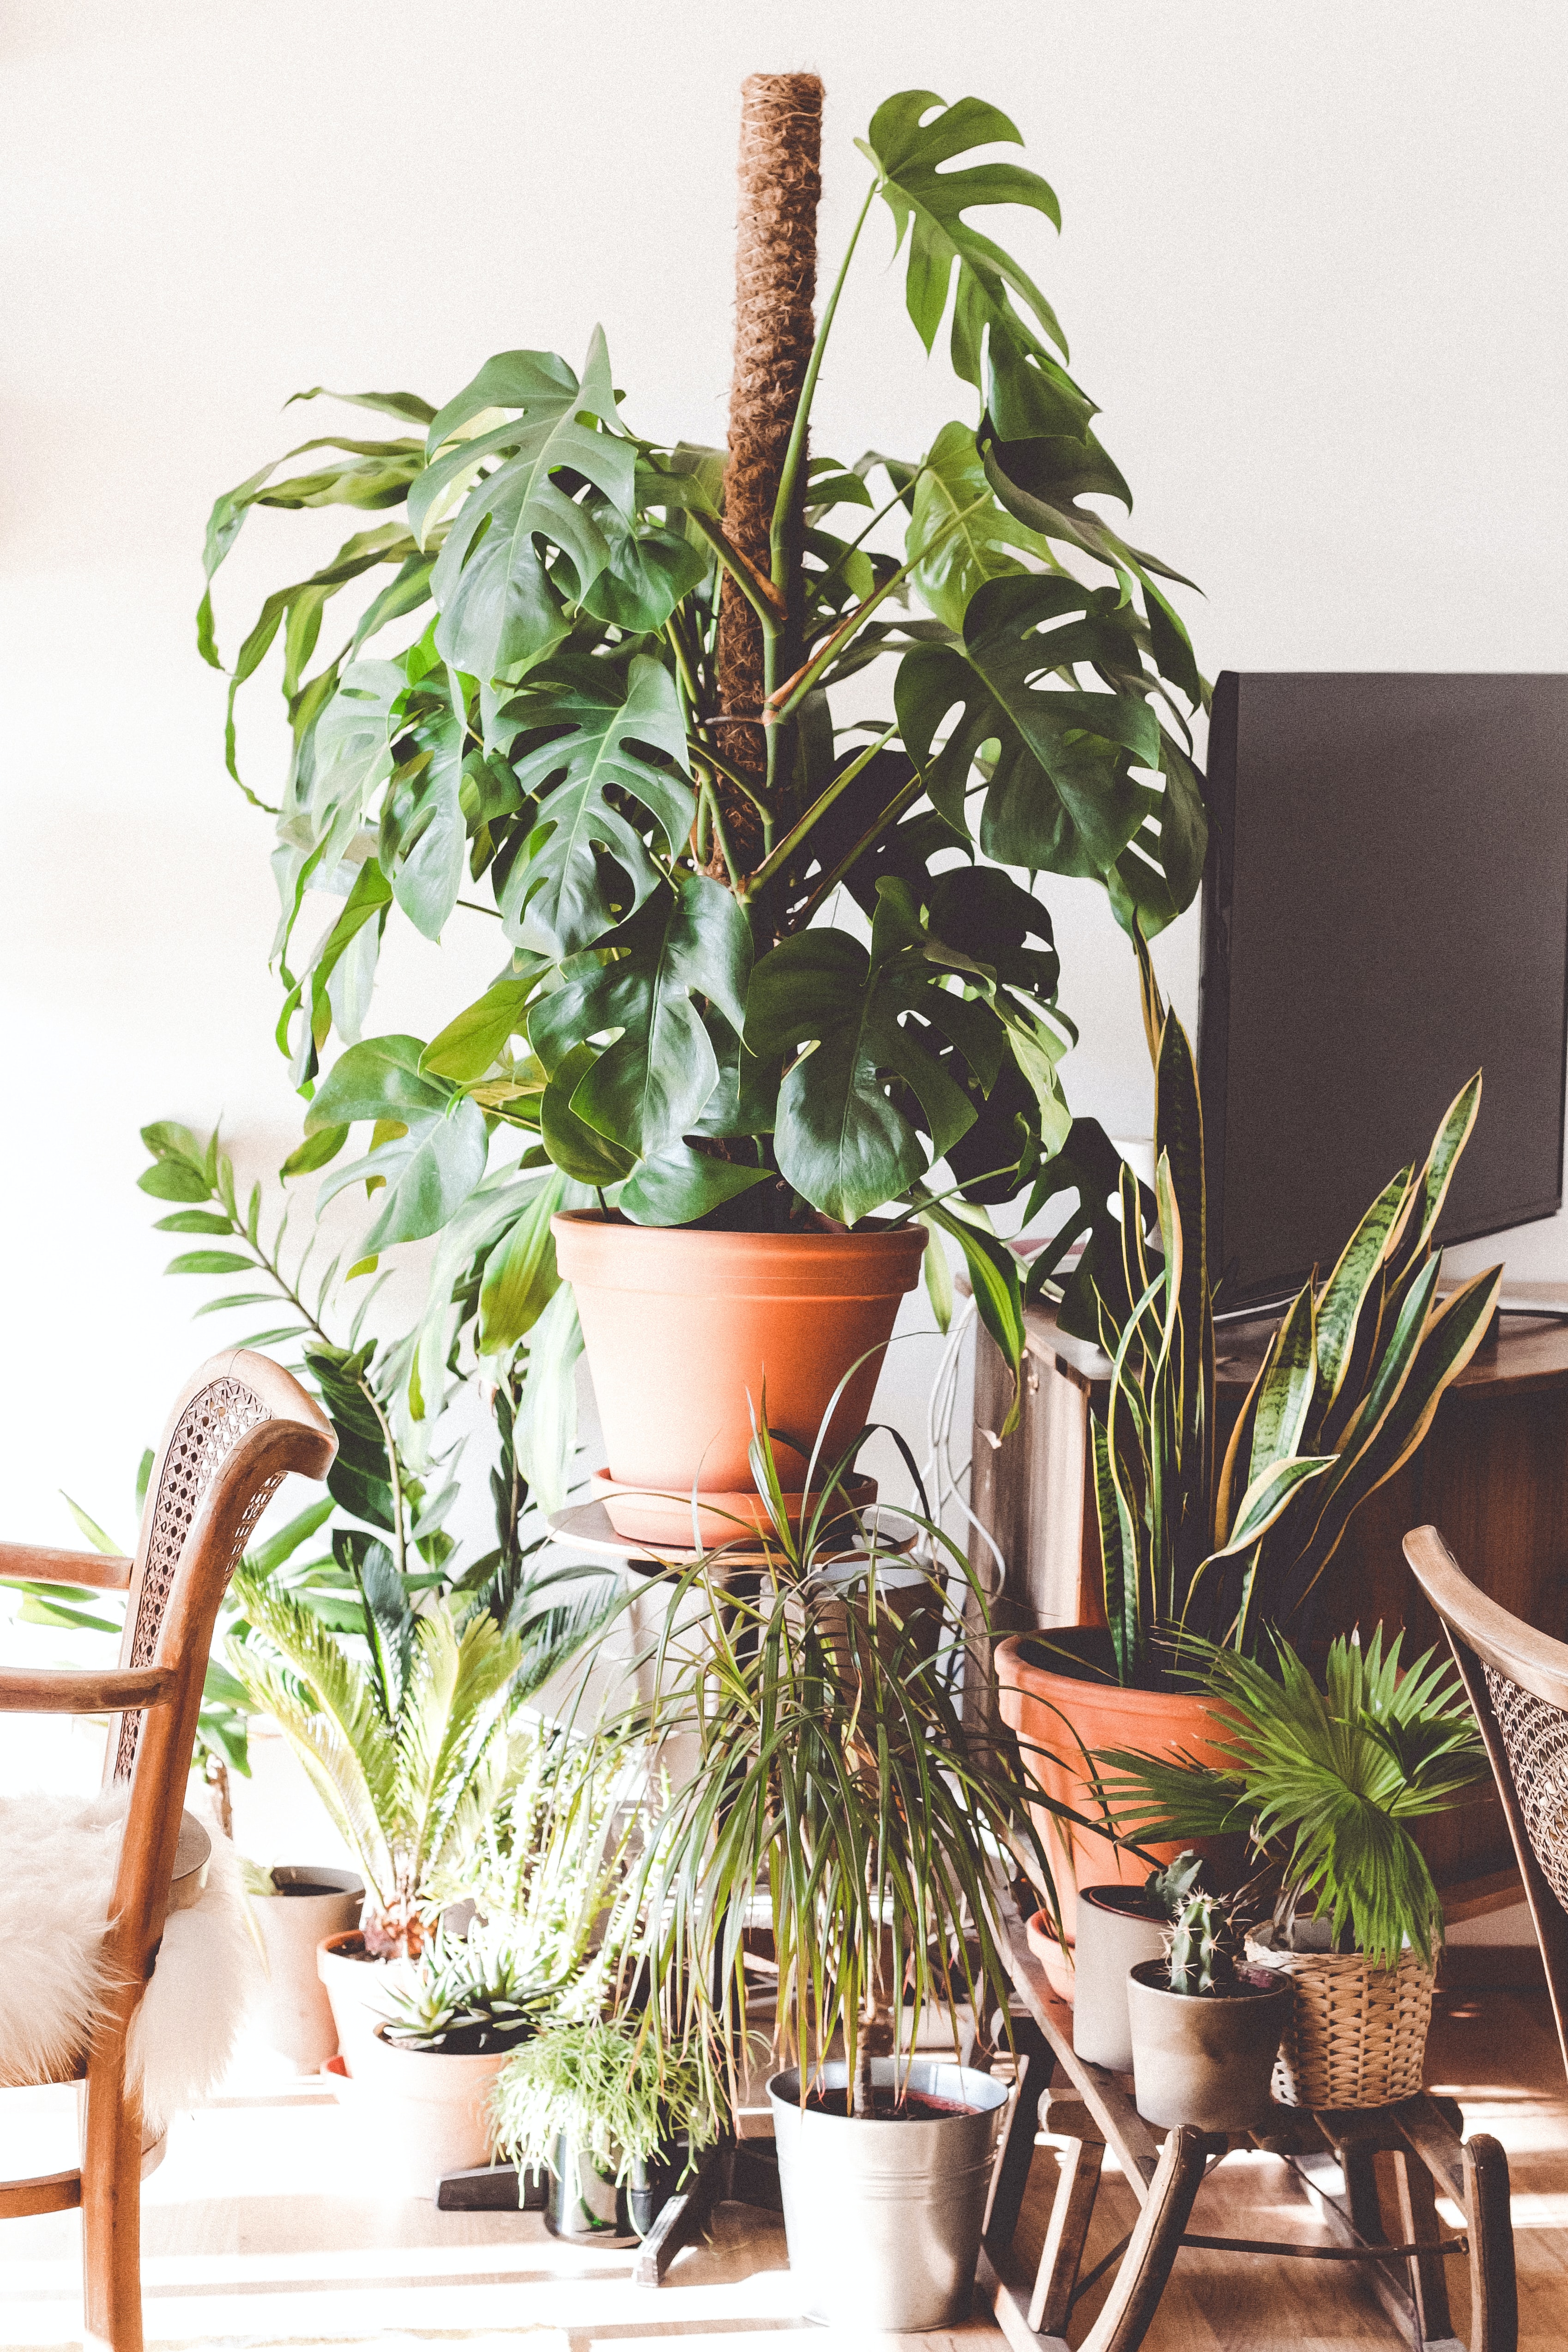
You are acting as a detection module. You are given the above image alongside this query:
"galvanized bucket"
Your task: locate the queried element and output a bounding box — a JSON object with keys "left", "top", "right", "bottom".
{"left": 768, "top": 2057, "right": 1010, "bottom": 2330}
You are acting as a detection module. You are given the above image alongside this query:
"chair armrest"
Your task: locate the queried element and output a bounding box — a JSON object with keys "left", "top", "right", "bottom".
{"left": 0, "top": 1664, "right": 174, "bottom": 1715}
{"left": 0, "top": 1542, "right": 133, "bottom": 1592}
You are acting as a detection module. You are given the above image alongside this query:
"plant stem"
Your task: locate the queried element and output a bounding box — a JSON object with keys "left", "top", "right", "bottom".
{"left": 688, "top": 511, "right": 784, "bottom": 635}
{"left": 767, "top": 496, "right": 990, "bottom": 721}
{"left": 789, "top": 765, "right": 926, "bottom": 927}
{"left": 741, "top": 723, "right": 899, "bottom": 900}
{"left": 769, "top": 178, "right": 880, "bottom": 590}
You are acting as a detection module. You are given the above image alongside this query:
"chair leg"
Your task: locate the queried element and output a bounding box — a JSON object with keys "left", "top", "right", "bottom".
{"left": 1075, "top": 2125, "right": 1209, "bottom": 2352}
{"left": 1393, "top": 2147, "right": 1456, "bottom": 2345}
{"left": 80, "top": 2056, "right": 145, "bottom": 2352}
{"left": 1463, "top": 2134, "right": 1518, "bottom": 2352}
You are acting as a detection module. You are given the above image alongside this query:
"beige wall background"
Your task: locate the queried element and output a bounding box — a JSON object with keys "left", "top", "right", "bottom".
{"left": 2, "top": 0, "right": 1564, "bottom": 1561}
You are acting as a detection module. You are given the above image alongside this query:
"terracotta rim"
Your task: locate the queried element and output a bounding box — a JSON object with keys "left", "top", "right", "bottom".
{"left": 995, "top": 1634, "right": 1224, "bottom": 1725}
{"left": 552, "top": 1211, "right": 926, "bottom": 1299}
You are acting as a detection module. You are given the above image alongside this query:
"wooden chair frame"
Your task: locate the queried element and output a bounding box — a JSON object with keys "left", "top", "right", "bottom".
{"left": 1404, "top": 1522, "right": 1568, "bottom": 2077}
{"left": 0, "top": 1351, "right": 334, "bottom": 2352}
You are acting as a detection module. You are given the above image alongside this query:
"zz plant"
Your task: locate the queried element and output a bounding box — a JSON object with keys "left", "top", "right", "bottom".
{"left": 197, "top": 87, "right": 1207, "bottom": 1407}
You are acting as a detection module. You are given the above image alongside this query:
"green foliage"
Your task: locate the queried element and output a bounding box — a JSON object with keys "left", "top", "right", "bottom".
{"left": 196, "top": 87, "right": 1210, "bottom": 1436}
{"left": 1098, "top": 1628, "right": 1490, "bottom": 1970}
{"left": 1089, "top": 986, "right": 1504, "bottom": 1684}
{"left": 382, "top": 1926, "right": 551, "bottom": 2054}
{"left": 490, "top": 2019, "right": 720, "bottom": 2179}
{"left": 597, "top": 1448, "right": 1058, "bottom": 2120}
{"left": 1166, "top": 1887, "right": 1242, "bottom": 1996}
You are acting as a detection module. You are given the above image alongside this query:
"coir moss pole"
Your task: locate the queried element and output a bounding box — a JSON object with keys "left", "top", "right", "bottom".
{"left": 714, "top": 70, "right": 822, "bottom": 874}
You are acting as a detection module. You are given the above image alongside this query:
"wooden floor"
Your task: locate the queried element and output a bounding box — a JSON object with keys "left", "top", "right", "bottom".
{"left": 1, "top": 1985, "right": 1563, "bottom": 2349}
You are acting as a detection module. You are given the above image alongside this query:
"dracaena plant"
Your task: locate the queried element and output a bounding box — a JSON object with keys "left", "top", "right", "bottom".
{"left": 1089, "top": 964, "right": 1503, "bottom": 1686}
{"left": 197, "top": 88, "right": 1207, "bottom": 1415}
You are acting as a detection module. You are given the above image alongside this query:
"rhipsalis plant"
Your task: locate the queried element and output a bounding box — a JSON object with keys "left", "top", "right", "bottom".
{"left": 197, "top": 85, "right": 1209, "bottom": 1411}
{"left": 1089, "top": 959, "right": 1503, "bottom": 1685}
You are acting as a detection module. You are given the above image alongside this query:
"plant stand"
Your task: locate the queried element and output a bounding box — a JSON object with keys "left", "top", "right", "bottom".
{"left": 979, "top": 1899, "right": 1518, "bottom": 2352}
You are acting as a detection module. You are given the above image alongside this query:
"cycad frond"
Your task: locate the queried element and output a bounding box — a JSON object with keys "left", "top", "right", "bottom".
{"left": 395, "top": 1603, "right": 522, "bottom": 1890}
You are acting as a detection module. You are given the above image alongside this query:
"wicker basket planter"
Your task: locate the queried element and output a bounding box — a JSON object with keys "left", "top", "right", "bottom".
{"left": 1246, "top": 1931, "right": 1435, "bottom": 2108}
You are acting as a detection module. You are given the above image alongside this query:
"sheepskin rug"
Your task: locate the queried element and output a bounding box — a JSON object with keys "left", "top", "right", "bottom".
{"left": 0, "top": 1788, "right": 259, "bottom": 2128}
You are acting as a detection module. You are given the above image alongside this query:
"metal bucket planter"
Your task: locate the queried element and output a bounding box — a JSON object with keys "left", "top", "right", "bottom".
{"left": 1073, "top": 1886, "right": 1169, "bottom": 2073}
{"left": 1126, "top": 1960, "right": 1293, "bottom": 2131}
{"left": 768, "top": 2058, "right": 1009, "bottom": 2331}
{"left": 544, "top": 2135, "right": 683, "bottom": 2244}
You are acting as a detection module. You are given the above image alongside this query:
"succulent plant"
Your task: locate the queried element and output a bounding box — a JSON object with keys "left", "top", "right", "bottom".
{"left": 383, "top": 1929, "right": 551, "bottom": 2054}
{"left": 1165, "top": 1888, "right": 1243, "bottom": 1997}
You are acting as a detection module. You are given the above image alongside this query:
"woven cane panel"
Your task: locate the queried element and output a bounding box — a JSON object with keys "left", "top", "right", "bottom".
{"left": 1247, "top": 1943, "right": 1435, "bottom": 2109}
{"left": 1484, "top": 1664, "right": 1568, "bottom": 1911}
{"left": 113, "top": 1379, "right": 271, "bottom": 1781}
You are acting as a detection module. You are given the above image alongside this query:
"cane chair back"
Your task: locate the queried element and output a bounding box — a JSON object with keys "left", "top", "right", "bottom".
{"left": 1403, "top": 1523, "right": 1568, "bottom": 2078}
{"left": 0, "top": 1349, "right": 335, "bottom": 2352}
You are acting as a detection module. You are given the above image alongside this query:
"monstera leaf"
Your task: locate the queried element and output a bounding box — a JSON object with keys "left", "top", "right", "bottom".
{"left": 307, "top": 1035, "right": 488, "bottom": 1251}
{"left": 908, "top": 421, "right": 1061, "bottom": 631}
{"left": 866, "top": 90, "right": 1105, "bottom": 451}
{"left": 376, "top": 657, "right": 469, "bottom": 941}
{"left": 746, "top": 877, "right": 1008, "bottom": 1224}
{"left": 495, "top": 654, "right": 695, "bottom": 957}
{"left": 424, "top": 331, "right": 636, "bottom": 683}
{"left": 528, "top": 873, "right": 753, "bottom": 1163}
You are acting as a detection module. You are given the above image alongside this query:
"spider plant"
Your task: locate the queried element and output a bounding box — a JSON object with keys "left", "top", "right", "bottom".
{"left": 490, "top": 2016, "right": 719, "bottom": 2182}
{"left": 606, "top": 1427, "right": 1056, "bottom": 2122}
{"left": 228, "top": 1555, "right": 610, "bottom": 1956}
{"left": 1087, "top": 955, "right": 1503, "bottom": 1686}
{"left": 1095, "top": 1627, "right": 1490, "bottom": 1968}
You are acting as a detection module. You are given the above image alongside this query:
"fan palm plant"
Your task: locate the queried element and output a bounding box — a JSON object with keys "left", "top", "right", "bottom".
{"left": 229, "top": 1551, "right": 609, "bottom": 1956}
{"left": 1095, "top": 1627, "right": 1490, "bottom": 1968}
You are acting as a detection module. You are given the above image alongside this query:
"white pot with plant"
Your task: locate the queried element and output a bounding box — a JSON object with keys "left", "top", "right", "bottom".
{"left": 335, "top": 1929, "right": 547, "bottom": 2198}
{"left": 242, "top": 1861, "right": 365, "bottom": 2074}
{"left": 227, "top": 1552, "right": 609, "bottom": 2074}
{"left": 1099, "top": 1625, "right": 1492, "bottom": 2110}
{"left": 599, "top": 1450, "right": 1057, "bottom": 2331}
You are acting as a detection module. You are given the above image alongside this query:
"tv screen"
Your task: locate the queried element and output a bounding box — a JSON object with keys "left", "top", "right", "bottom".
{"left": 1198, "top": 672, "right": 1568, "bottom": 1312}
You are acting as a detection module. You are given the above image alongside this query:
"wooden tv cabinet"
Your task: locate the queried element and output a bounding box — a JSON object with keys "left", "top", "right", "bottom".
{"left": 969, "top": 1291, "right": 1568, "bottom": 1918}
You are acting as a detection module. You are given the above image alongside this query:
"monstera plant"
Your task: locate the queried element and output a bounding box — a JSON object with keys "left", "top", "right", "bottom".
{"left": 198, "top": 83, "right": 1206, "bottom": 1494}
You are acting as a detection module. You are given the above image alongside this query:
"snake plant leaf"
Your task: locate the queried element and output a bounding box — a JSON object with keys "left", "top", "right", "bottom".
{"left": 1312, "top": 1167, "right": 1412, "bottom": 1423}
{"left": 1197, "top": 1452, "right": 1338, "bottom": 1571}
{"left": 1410, "top": 1072, "right": 1484, "bottom": 1259}
{"left": 1249, "top": 1286, "right": 1319, "bottom": 1486}
{"left": 496, "top": 654, "right": 695, "bottom": 958}
{"left": 618, "top": 1143, "right": 771, "bottom": 1228}
{"left": 427, "top": 330, "right": 634, "bottom": 682}
{"left": 745, "top": 879, "right": 990, "bottom": 1224}
{"left": 529, "top": 874, "right": 752, "bottom": 1164}
{"left": 863, "top": 92, "right": 1085, "bottom": 435}
{"left": 907, "top": 421, "right": 1060, "bottom": 632}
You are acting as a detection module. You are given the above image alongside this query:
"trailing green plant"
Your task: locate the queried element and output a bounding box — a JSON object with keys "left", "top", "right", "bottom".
{"left": 489, "top": 2017, "right": 719, "bottom": 2180}
{"left": 599, "top": 1418, "right": 1058, "bottom": 2123}
{"left": 227, "top": 1562, "right": 609, "bottom": 1957}
{"left": 381, "top": 1925, "right": 551, "bottom": 2054}
{"left": 1087, "top": 965, "right": 1503, "bottom": 1686}
{"left": 195, "top": 85, "right": 1211, "bottom": 1437}
{"left": 1096, "top": 1628, "right": 1490, "bottom": 1969}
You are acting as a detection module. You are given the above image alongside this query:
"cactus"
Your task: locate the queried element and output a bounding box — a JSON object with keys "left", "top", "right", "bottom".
{"left": 1146, "top": 1850, "right": 1204, "bottom": 1917}
{"left": 1166, "top": 1889, "right": 1242, "bottom": 1996}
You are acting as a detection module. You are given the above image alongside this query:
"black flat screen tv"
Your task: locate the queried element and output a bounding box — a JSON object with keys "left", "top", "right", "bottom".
{"left": 1197, "top": 672, "right": 1568, "bottom": 1314}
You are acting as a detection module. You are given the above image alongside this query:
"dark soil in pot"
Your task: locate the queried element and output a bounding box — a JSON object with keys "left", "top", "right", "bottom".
{"left": 802, "top": 2086, "right": 979, "bottom": 2121}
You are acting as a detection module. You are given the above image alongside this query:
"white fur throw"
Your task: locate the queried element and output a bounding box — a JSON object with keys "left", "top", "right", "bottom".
{"left": 0, "top": 1789, "right": 259, "bottom": 2129}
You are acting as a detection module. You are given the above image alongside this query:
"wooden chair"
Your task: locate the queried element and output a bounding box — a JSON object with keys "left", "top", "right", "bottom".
{"left": 1404, "top": 1522, "right": 1568, "bottom": 2078}
{"left": 0, "top": 1350, "right": 334, "bottom": 2352}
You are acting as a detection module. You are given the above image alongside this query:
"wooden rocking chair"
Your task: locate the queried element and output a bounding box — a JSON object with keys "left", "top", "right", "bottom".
{"left": 1404, "top": 1522, "right": 1568, "bottom": 2079}
{"left": 0, "top": 1351, "right": 335, "bottom": 2352}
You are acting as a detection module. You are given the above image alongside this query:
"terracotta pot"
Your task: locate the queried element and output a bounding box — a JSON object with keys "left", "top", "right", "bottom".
{"left": 995, "top": 1629, "right": 1238, "bottom": 1954}
{"left": 326, "top": 2025, "right": 514, "bottom": 2198}
{"left": 251, "top": 1865, "right": 363, "bottom": 2073}
{"left": 1126, "top": 1960, "right": 1293, "bottom": 2130}
{"left": 553, "top": 1213, "right": 926, "bottom": 1510}
{"left": 316, "top": 1929, "right": 410, "bottom": 2077}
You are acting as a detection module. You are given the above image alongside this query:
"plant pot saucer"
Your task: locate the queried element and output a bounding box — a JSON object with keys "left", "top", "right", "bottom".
{"left": 1025, "top": 1910, "right": 1077, "bottom": 2003}
{"left": 590, "top": 1467, "right": 877, "bottom": 1549}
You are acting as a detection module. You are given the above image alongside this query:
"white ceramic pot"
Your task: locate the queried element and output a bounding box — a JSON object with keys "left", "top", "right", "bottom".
{"left": 1072, "top": 1886, "right": 1169, "bottom": 2073}
{"left": 316, "top": 1929, "right": 408, "bottom": 2077}
{"left": 250, "top": 1866, "right": 363, "bottom": 2073}
{"left": 328, "top": 2026, "right": 514, "bottom": 2198}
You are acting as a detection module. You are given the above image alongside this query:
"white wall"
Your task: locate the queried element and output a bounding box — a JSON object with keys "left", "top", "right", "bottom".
{"left": 3, "top": 0, "right": 1564, "bottom": 1556}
